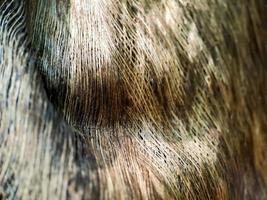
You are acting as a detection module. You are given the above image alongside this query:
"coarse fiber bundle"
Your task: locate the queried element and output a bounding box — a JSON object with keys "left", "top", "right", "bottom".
{"left": 0, "top": 0, "right": 267, "bottom": 199}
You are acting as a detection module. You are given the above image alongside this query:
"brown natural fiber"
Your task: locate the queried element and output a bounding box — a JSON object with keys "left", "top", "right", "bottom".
{"left": 0, "top": 0, "right": 267, "bottom": 199}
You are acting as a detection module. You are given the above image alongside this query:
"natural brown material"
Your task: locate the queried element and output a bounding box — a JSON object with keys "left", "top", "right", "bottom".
{"left": 0, "top": 0, "right": 267, "bottom": 199}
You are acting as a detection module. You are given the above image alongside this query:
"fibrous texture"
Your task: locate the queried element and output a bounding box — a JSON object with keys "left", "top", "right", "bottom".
{"left": 0, "top": 0, "right": 267, "bottom": 199}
